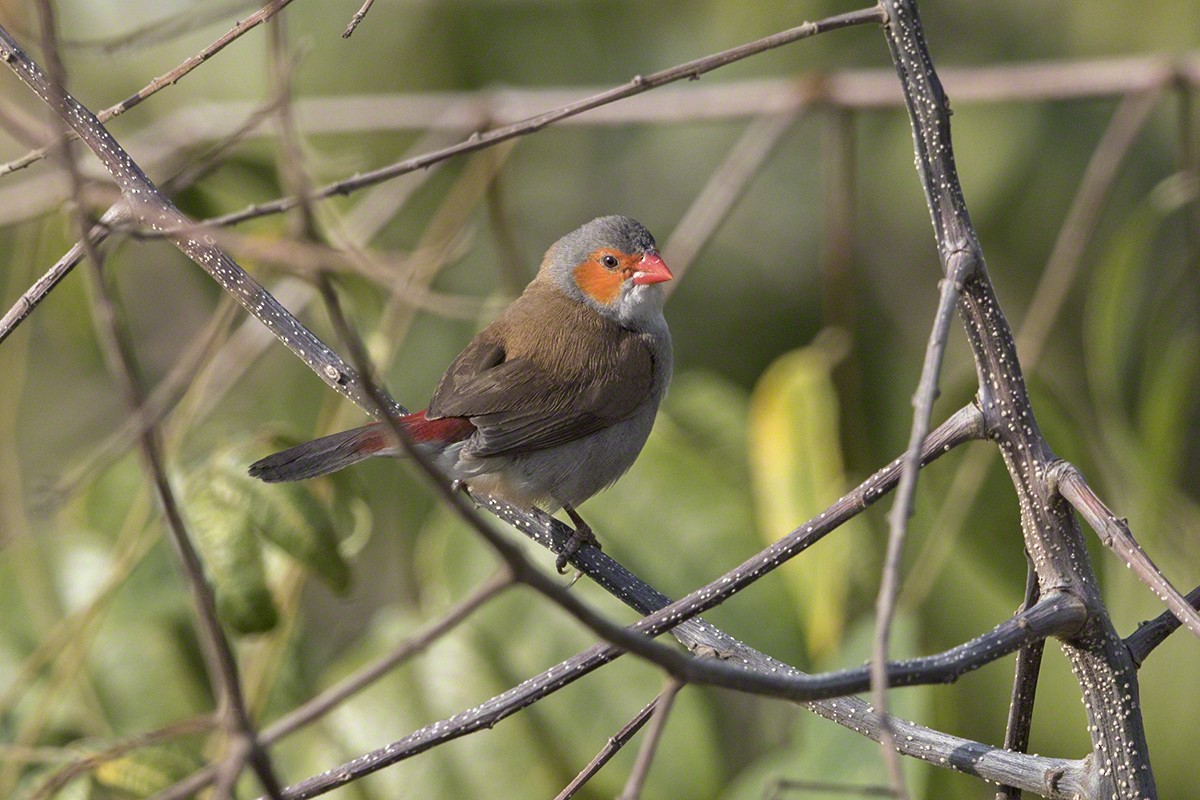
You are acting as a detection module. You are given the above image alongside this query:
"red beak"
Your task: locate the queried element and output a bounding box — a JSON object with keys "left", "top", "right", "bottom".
{"left": 632, "top": 252, "right": 673, "bottom": 285}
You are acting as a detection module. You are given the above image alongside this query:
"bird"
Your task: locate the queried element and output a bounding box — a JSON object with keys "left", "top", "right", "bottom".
{"left": 248, "top": 215, "right": 673, "bottom": 572}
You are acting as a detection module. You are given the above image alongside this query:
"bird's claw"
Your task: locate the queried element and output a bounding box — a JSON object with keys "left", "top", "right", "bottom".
{"left": 555, "top": 521, "right": 599, "bottom": 574}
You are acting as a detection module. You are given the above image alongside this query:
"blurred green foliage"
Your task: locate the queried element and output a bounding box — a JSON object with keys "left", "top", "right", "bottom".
{"left": 0, "top": 1, "right": 1198, "bottom": 798}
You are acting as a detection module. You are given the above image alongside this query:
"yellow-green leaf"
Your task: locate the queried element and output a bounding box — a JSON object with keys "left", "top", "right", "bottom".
{"left": 747, "top": 330, "right": 864, "bottom": 659}
{"left": 94, "top": 745, "right": 201, "bottom": 798}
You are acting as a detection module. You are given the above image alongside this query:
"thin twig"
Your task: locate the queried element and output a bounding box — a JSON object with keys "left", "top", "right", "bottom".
{"left": 1016, "top": 89, "right": 1163, "bottom": 363}
{"left": 1125, "top": 585, "right": 1200, "bottom": 667}
{"left": 0, "top": 0, "right": 297, "bottom": 177}
{"left": 996, "top": 563, "right": 1045, "bottom": 800}
{"left": 262, "top": 570, "right": 513, "bottom": 742}
{"left": 0, "top": 23, "right": 404, "bottom": 416}
{"left": 166, "top": 6, "right": 886, "bottom": 233}
{"left": 79, "top": 168, "right": 285, "bottom": 800}
{"left": 870, "top": 253, "right": 972, "bottom": 799}
{"left": 149, "top": 572, "right": 512, "bottom": 800}
{"left": 1052, "top": 462, "right": 1200, "bottom": 640}
{"left": 555, "top": 694, "right": 663, "bottom": 800}
{"left": 31, "top": 9, "right": 279, "bottom": 791}
{"left": 617, "top": 679, "right": 682, "bottom": 800}
{"left": 0, "top": 203, "right": 126, "bottom": 347}
{"left": 342, "top": 0, "right": 377, "bottom": 38}
{"left": 63, "top": 0, "right": 258, "bottom": 53}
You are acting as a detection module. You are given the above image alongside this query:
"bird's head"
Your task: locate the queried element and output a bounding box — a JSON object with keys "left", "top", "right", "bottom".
{"left": 541, "top": 216, "right": 673, "bottom": 328}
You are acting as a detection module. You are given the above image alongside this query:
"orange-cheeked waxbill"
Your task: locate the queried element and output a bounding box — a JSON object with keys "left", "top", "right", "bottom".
{"left": 249, "top": 216, "right": 673, "bottom": 569}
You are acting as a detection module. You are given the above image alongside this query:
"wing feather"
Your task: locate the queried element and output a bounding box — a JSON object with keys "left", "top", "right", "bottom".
{"left": 426, "top": 291, "right": 656, "bottom": 458}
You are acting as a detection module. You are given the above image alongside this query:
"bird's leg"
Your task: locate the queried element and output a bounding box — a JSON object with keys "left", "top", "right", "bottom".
{"left": 450, "top": 479, "right": 480, "bottom": 508}
{"left": 557, "top": 502, "right": 600, "bottom": 574}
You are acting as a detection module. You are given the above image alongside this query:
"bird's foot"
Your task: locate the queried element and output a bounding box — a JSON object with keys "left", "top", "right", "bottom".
{"left": 555, "top": 525, "right": 597, "bottom": 573}
{"left": 557, "top": 504, "right": 600, "bottom": 574}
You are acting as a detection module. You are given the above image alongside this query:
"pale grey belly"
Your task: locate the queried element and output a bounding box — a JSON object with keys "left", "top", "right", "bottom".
{"left": 448, "top": 401, "right": 659, "bottom": 509}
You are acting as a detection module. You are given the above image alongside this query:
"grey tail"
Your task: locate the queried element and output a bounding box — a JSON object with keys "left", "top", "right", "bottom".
{"left": 248, "top": 424, "right": 386, "bottom": 483}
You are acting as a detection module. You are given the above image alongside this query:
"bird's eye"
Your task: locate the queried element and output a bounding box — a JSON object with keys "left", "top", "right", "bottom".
{"left": 600, "top": 254, "right": 620, "bottom": 269}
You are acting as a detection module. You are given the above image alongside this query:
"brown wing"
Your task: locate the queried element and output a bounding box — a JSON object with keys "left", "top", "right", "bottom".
{"left": 427, "top": 322, "right": 655, "bottom": 458}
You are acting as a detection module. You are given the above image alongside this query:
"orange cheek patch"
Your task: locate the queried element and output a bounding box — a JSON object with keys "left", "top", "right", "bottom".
{"left": 573, "top": 261, "right": 623, "bottom": 305}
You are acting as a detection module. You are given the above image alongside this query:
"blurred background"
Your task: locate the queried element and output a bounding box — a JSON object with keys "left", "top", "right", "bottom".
{"left": 0, "top": 1, "right": 1197, "bottom": 798}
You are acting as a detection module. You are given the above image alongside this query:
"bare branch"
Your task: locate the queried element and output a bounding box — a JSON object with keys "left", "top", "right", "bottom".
{"left": 617, "top": 679, "right": 682, "bottom": 800}
{"left": 1052, "top": 462, "right": 1200, "bottom": 641}
{"left": 342, "top": 0, "right": 377, "bottom": 38}
{"left": 0, "top": 0, "right": 297, "bottom": 177}
{"left": 555, "top": 695, "right": 662, "bottom": 800}
{"left": 662, "top": 110, "right": 801, "bottom": 287}
{"left": 766, "top": 780, "right": 893, "bottom": 798}
{"left": 272, "top": 590, "right": 1086, "bottom": 799}
{"left": 1016, "top": 89, "right": 1163, "bottom": 363}
{"left": 26, "top": 714, "right": 217, "bottom": 800}
{"left": 171, "top": 6, "right": 886, "bottom": 232}
{"left": 63, "top": 0, "right": 259, "bottom": 53}
{"left": 30, "top": 5, "right": 282, "bottom": 793}
{"left": 0, "top": 23, "right": 405, "bottom": 416}
{"left": 1125, "top": 585, "right": 1200, "bottom": 667}
{"left": 871, "top": 250, "right": 972, "bottom": 798}
{"left": 149, "top": 572, "right": 513, "bottom": 800}
{"left": 78, "top": 153, "right": 285, "bottom": 800}
{"left": 0, "top": 203, "right": 126, "bottom": 346}
{"left": 996, "top": 564, "right": 1046, "bottom": 800}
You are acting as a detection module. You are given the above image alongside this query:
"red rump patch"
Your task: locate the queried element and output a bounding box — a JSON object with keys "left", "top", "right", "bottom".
{"left": 400, "top": 410, "right": 476, "bottom": 444}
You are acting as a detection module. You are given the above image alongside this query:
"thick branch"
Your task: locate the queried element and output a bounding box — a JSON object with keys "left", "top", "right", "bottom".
{"left": 880, "top": 2, "right": 1159, "bottom": 797}
{"left": 272, "top": 590, "right": 1086, "bottom": 799}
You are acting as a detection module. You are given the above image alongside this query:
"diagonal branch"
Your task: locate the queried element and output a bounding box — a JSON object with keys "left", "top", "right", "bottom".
{"left": 165, "top": 6, "right": 886, "bottom": 232}
{"left": 618, "top": 679, "right": 682, "bottom": 800}
{"left": 1052, "top": 462, "right": 1200, "bottom": 640}
{"left": 0, "top": 0, "right": 297, "bottom": 178}
{"left": 1124, "top": 584, "right": 1200, "bottom": 667}
{"left": 271, "top": 589, "right": 1086, "bottom": 799}
{"left": 148, "top": 572, "right": 513, "bottom": 800}
{"left": 0, "top": 23, "right": 404, "bottom": 417}
{"left": 555, "top": 694, "right": 663, "bottom": 800}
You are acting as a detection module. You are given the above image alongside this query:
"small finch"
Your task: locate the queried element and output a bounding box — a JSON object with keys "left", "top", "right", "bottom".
{"left": 249, "top": 216, "right": 673, "bottom": 570}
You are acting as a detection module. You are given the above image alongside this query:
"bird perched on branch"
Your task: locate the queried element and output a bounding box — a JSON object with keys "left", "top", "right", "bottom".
{"left": 249, "top": 216, "right": 673, "bottom": 571}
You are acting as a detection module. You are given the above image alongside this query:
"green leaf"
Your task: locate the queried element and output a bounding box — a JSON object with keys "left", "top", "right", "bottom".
{"left": 747, "top": 331, "right": 864, "bottom": 659}
{"left": 186, "top": 464, "right": 278, "bottom": 634}
{"left": 252, "top": 478, "right": 352, "bottom": 594}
